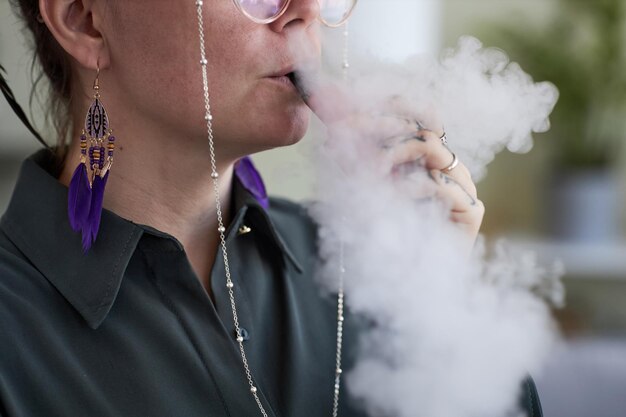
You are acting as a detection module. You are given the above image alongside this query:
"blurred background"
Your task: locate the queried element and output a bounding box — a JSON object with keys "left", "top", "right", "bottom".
{"left": 1, "top": 0, "right": 625, "bottom": 416}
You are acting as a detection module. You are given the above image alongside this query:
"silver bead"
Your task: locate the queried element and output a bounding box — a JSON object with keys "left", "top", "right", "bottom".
{"left": 236, "top": 336, "right": 244, "bottom": 343}
{"left": 339, "top": 315, "right": 344, "bottom": 322}
{"left": 250, "top": 386, "right": 257, "bottom": 394}
{"left": 226, "top": 281, "right": 234, "bottom": 288}
{"left": 336, "top": 368, "right": 342, "bottom": 374}
{"left": 205, "top": 113, "right": 213, "bottom": 121}
{"left": 218, "top": 226, "right": 225, "bottom": 233}
{"left": 342, "top": 62, "right": 350, "bottom": 69}
{"left": 211, "top": 172, "right": 219, "bottom": 179}
{"left": 200, "top": 58, "right": 208, "bottom": 66}
{"left": 195, "top": 0, "right": 203, "bottom": 5}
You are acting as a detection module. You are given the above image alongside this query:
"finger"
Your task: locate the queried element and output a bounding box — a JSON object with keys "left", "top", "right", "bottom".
{"left": 385, "top": 132, "right": 477, "bottom": 197}
{"left": 399, "top": 169, "right": 484, "bottom": 238}
{"left": 382, "top": 97, "right": 444, "bottom": 137}
{"left": 431, "top": 170, "right": 485, "bottom": 236}
{"left": 440, "top": 159, "right": 477, "bottom": 200}
{"left": 414, "top": 107, "right": 444, "bottom": 137}
{"left": 450, "top": 201, "right": 485, "bottom": 239}
{"left": 430, "top": 170, "right": 478, "bottom": 211}
{"left": 386, "top": 130, "right": 449, "bottom": 169}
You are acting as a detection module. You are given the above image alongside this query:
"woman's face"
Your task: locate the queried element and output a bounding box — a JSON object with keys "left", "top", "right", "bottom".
{"left": 100, "top": 0, "right": 321, "bottom": 159}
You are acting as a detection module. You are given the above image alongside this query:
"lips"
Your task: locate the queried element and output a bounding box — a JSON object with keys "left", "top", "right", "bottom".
{"left": 265, "top": 64, "right": 297, "bottom": 79}
{"left": 265, "top": 58, "right": 320, "bottom": 80}
{"left": 264, "top": 59, "right": 321, "bottom": 96}
{"left": 263, "top": 66, "right": 299, "bottom": 91}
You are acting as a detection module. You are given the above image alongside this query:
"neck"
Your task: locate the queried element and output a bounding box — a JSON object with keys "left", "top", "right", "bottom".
{"left": 58, "top": 116, "right": 237, "bottom": 294}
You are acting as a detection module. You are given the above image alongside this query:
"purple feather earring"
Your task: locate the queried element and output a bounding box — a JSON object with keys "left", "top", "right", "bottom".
{"left": 68, "top": 63, "right": 116, "bottom": 253}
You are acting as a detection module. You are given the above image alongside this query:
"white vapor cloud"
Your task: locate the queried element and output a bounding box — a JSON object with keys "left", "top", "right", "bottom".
{"left": 304, "top": 35, "right": 563, "bottom": 417}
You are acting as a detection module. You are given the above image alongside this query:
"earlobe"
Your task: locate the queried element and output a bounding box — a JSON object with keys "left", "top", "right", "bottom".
{"left": 38, "top": 0, "right": 110, "bottom": 70}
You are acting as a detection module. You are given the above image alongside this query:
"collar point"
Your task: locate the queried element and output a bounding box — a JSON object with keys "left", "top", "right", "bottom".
{"left": 82, "top": 311, "right": 109, "bottom": 330}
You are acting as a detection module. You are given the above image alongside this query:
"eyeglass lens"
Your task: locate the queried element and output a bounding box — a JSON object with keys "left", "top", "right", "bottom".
{"left": 237, "top": 0, "right": 288, "bottom": 21}
{"left": 236, "top": 0, "right": 355, "bottom": 25}
{"left": 318, "top": 0, "right": 355, "bottom": 26}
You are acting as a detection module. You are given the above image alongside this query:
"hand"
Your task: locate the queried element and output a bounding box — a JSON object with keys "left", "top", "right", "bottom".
{"left": 302, "top": 81, "right": 484, "bottom": 243}
{"left": 382, "top": 124, "right": 485, "bottom": 242}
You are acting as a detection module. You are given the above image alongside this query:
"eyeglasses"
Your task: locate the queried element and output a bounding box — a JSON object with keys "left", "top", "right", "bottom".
{"left": 233, "top": 0, "right": 358, "bottom": 27}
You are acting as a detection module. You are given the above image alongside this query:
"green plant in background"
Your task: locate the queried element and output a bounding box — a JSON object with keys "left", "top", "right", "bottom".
{"left": 484, "top": 0, "right": 626, "bottom": 169}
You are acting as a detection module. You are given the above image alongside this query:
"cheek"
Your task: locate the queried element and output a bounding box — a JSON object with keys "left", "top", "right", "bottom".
{"left": 212, "top": 67, "right": 312, "bottom": 152}
{"left": 107, "top": 1, "right": 208, "bottom": 131}
{"left": 242, "top": 83, "right": 311, "bottom": 142}
{"left": 204, "top": 32, "right": 316, "bottom": 149}
{"left": 108, "top": 1, "right": 253, "bottom": 137}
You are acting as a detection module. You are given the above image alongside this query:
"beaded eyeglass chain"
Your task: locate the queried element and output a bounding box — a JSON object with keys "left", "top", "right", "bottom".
{"left": 193, "top": 1, "right": 351, "bottom": 416}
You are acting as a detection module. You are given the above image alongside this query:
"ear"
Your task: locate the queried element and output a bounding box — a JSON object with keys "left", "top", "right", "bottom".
{"left": 39, "top": 0, "right": 110, "bottom": 70}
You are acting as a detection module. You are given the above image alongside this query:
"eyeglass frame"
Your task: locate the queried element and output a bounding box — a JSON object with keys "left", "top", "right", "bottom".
{"left": 231, "top": 0, "right": 358, "bottom": 27}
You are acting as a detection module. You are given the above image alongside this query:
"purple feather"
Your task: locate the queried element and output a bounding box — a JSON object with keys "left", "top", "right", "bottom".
{"left": 81, "top": 223, "right": 95, "bottom": 253}
{"left": 82, "top": 171, "right": 109, "bottom": 252}
{"left": 67, "top": 162, "right": 92, "bottom": 232}
{"left": 234, "top": 156, "right": 268, "bottom": 209}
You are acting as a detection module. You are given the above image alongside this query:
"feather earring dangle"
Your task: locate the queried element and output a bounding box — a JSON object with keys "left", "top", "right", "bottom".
{"left": 68, "top": 65, "right": 116, "bottom": 252}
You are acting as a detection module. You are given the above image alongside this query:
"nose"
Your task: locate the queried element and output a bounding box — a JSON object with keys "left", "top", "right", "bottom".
{"left": 268, "top": 0, "right": 320, "bottom": 32}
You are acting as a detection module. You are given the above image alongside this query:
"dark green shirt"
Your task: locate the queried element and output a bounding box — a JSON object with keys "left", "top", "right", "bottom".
{"left": 0, "top": 148, "right": 541, "bottom": 417}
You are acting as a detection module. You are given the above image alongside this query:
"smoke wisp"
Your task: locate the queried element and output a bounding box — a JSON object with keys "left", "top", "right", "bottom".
{"left": 301, "top": 36, "right": 563, "bottom": 417}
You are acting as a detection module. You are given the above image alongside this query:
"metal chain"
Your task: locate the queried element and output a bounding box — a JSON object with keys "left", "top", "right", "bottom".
{"left": 333, "top": 22, "right": 351, "bottom": 417}
{"left": 194, "top": 2, "right": 345, "bottom": 417}
{"left": 342, "top": 21, "right": 350, "bottom": 81}
{"left": 194, "top": 1, "right": 268, "bottom": 415}
{"left": 332, "top": 240, "right": 346, "bottom": 417}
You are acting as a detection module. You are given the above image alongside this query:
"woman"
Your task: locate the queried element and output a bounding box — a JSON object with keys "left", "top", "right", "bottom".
{"left": 0, "top": 0, "right": 538, "bottom": 416}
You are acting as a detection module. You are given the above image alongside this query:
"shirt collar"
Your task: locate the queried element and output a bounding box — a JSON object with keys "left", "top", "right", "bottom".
{"left": 0, "top": 148, "right": 302, "bottom": 330}
{"left": 230, "top": 167, "right": 304, "bottom": 274}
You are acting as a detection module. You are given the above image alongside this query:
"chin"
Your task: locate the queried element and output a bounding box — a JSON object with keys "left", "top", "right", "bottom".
{"left": 258, "top": 108, "right": 311, "bottom": 149}
{"left": 280, "top": 113, "right": 310, "bottom": 146}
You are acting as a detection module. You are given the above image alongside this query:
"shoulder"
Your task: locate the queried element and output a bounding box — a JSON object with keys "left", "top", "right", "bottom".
{"left": 520, "top": 376, "right": 543, "bottom": 417}
{"left": 0, "top": 228, "right": 56, "bottom": 325}
{"left": 0, "top": 227, "right": 38, "bottom": 289}
{"left": 0, "top": 226, "right": 79, "bottom": 365}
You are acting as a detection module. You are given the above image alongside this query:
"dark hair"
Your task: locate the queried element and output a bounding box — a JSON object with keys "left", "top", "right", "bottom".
{"left": 9, "top": 0, "right": 73, "bottom": 161}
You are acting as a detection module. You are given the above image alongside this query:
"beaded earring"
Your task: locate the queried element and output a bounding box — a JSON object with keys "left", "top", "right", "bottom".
{"left": 67, "top": 64, "right": 116, "bottom": 252}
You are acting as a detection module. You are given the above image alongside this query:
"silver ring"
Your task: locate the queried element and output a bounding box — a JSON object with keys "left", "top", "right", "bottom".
{"left": 442, "top": 152, "right": 459, "bottom": 173}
